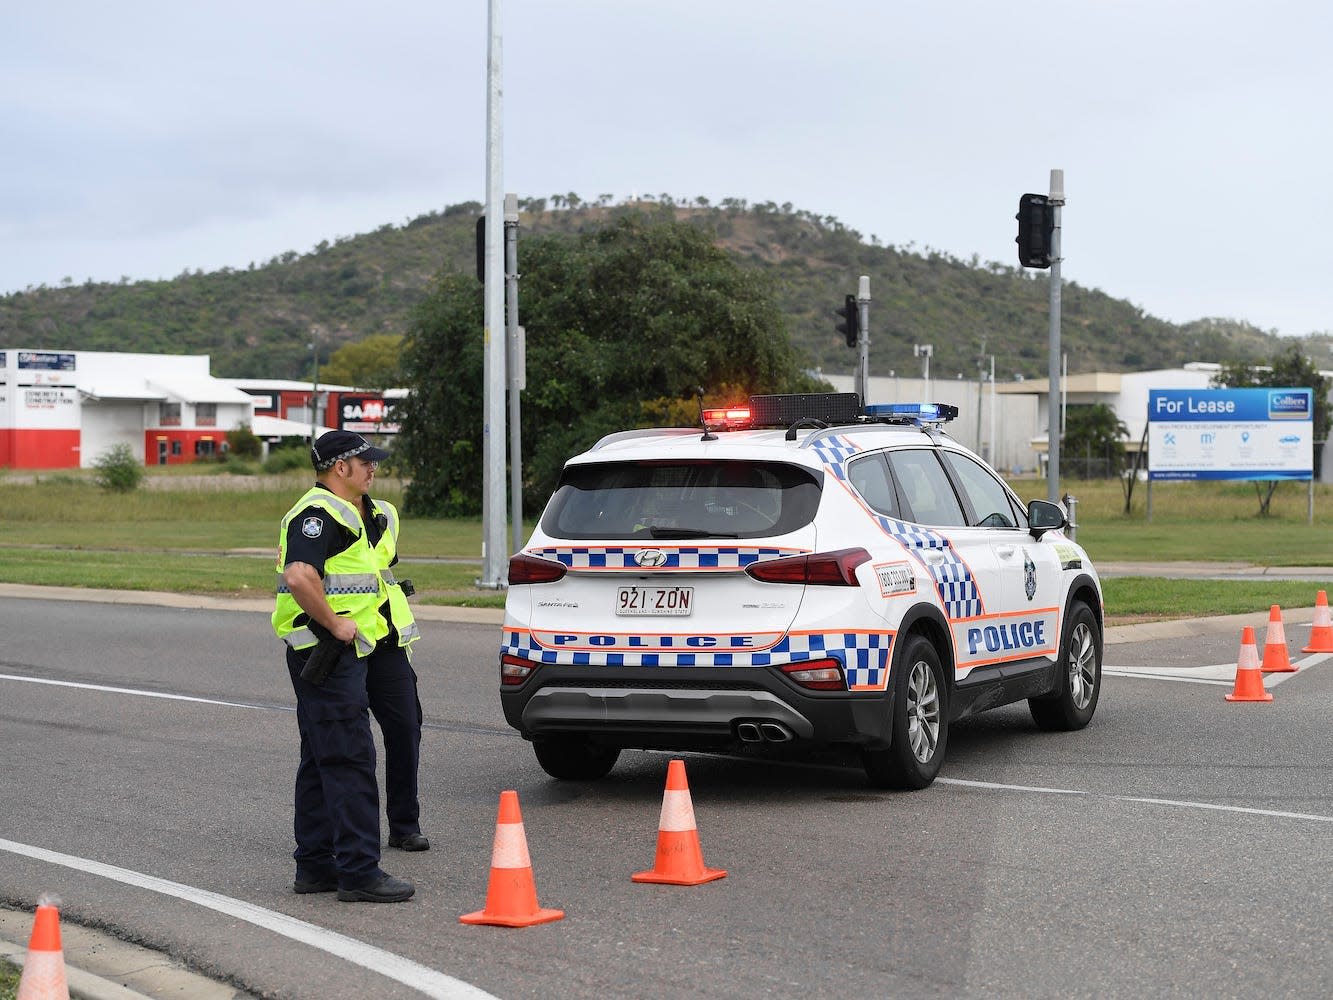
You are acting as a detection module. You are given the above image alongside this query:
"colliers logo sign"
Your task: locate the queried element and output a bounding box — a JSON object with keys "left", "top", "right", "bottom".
{"left": 1269, "top": 391, "right": 1311, "bottom": 419}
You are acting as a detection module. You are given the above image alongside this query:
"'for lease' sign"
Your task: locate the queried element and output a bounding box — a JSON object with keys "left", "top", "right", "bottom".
{"left": 1147, "top": 388, "right": 1313, "bottom": 481}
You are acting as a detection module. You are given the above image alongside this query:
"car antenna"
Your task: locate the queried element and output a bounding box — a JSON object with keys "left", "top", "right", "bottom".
{"left": 696, "top": 386, "right": 717, "bottom": 441}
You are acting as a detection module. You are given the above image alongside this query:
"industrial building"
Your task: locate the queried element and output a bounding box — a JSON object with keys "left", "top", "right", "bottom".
{"left": 0, "top": 348, "right": 400, "bottom": 469}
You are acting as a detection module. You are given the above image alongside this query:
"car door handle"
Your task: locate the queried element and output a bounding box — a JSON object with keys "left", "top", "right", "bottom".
{"left": 922, "top": 550, "right": 946, "bottom": 565}
{"left": 996, "top": 545, "right": 1017, "bottom": 559}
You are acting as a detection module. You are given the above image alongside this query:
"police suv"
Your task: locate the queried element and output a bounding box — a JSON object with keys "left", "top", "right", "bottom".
{"left": 499, "top": 393, "right": 1103, "bottom": 789}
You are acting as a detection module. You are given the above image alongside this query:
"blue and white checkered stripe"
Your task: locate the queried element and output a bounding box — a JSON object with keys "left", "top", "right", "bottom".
{"left": 810, "top": 435, "right": 860, "bottom": 478}
{"left": 870, "top": 514, "right": 983, "bottom": 618}
{"left": 526, "top": 546, "right": 794, "bottom": 570}
{"left": 501, "top": 629, "right": 894, "bottom": 690}
{"left": 813, "top": 440, "right": 984, "bottom": 620}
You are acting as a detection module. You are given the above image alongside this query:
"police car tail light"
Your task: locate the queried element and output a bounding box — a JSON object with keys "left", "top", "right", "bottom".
{"left": 500, "top": 654, "right": 536, "bottom": 685}
{"left": 701, "top": 405, "right": 753, "bottom": 430}
{"left": 780, "top": 658, "right": 846, "bottom": 691}
{"left": 508, "top": 553, "right": 567, "bottom": 585}
{"left": 745, "top": 547, "right": 872, "bottom": 586}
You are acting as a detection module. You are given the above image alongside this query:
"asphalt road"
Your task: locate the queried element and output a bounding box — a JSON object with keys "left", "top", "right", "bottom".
{"left": 1, "top": 597, "right": 1330, "bottom": 999}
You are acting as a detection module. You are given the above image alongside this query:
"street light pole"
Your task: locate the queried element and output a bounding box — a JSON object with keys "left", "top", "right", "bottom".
{"left": 307, "top": 331, "right": 320, "bottom": 443}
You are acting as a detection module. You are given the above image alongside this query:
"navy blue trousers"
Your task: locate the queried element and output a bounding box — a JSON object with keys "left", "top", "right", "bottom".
{"left": 287, "top": 645, "right": 383, "bottom": 890}
{"left": 365, "top": 643, "right": 423, "bottom": 839}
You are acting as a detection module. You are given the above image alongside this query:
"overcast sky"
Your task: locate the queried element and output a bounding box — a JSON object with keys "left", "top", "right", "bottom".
{"left": 4, "top": 1, "right": 1330, "bottom": 340}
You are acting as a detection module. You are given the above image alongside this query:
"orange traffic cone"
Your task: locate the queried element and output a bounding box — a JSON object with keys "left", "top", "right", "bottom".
{"left": 17, "top": 900, "right": 69, "bottom": 1000}
{"left": 1226, "top": 626, "right": 1273, "bottom": 703}
{"left": 632, "top": 759, "right": 727, "bottom": 886}
{"left": 1302, "top": 590, "right": 1333, "bottom": 653}
{"left": 459, "top": 790, "right": 563, "bottom": 927}
{"left": 1260, "top": 605, "right": 1295, "bottom": 673}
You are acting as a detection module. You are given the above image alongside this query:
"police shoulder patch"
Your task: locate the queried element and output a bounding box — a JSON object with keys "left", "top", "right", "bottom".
{"left": 301, "top": 516, "right": 324, "bottom": 539}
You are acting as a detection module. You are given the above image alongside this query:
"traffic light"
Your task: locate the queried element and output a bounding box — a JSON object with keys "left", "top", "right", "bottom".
{"left": 835, "top": 294, "right": 859, "bottom": 348}
{"left": 475, "top": 215, "right": 486, "bottom": 282}
{"left": 1015, "top": 193, "right": 1054, "bottom": 268}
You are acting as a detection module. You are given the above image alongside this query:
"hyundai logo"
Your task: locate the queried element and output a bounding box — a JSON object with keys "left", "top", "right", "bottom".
{"left": 633, "top": 549, "right": 669, "bottom": 568}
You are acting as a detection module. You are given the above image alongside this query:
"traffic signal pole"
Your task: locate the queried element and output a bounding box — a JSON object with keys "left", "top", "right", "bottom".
{"left": 1046, "top": 169, "right": 1064, "bottom": 505}
{"left": 856, "top": 275, "right": 870, "bottom": 404}
{"left": 481, "top": 0, "right": 507, "bottom": 588}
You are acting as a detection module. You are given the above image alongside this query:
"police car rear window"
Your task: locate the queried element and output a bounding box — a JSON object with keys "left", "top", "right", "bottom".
{"left": 541, "top": 461, "right": 822, "bottom": 540}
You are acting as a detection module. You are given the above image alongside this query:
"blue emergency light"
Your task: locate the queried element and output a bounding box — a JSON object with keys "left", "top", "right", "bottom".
{"left": 862, "top": 402, "right": 959, "bottom": 423}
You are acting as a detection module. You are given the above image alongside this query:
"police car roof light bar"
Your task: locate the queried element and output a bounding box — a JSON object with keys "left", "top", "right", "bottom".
{"left": 862, "top": 402, "right": 959, "bottom": 424}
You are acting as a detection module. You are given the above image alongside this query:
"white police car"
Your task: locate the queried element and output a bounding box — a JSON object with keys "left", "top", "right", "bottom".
{"left": 499, "top": 393, "right": 1102, "bottom": 788}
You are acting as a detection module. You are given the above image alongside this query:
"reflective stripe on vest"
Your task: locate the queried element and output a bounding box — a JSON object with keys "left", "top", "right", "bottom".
{"left": 285, "top": 625, "right": 375, "bottom": 657}
{"left": 275, "top": 572, "right": 381, "bottom": 596}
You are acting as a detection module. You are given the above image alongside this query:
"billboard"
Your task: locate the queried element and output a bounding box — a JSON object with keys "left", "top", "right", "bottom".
{"left": 339, "top": 395, "right": 399, "bottom": 434}
{"left": 1148, "top": 388, "right": 1313, "bottom": 481}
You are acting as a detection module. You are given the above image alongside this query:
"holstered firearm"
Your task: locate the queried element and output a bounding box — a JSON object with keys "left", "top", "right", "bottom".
{"left": 299, "top": 620, "right": 348, "bottom": 686}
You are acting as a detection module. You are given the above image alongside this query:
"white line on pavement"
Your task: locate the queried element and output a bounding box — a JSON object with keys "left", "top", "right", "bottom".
{"left": 0, "top": 673, "right": 289, "bottom": 712}
{"left": 934, "top": 776, "right": 1333, "bottom": 824}
{"left": 0, "top": 837, "right": 498, "bottom": 1000}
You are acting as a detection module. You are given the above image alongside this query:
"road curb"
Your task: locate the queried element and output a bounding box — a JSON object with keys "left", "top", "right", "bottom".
{"left": 0, "top": 906, "right": 249, "bottom": 1000}
{"left": 0, "top": 583, "right": 506, "bottom": 625}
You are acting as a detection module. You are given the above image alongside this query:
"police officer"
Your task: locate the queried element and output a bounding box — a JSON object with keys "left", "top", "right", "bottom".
{"left": 272, "top": 430, "right": 424, "bottom": 902}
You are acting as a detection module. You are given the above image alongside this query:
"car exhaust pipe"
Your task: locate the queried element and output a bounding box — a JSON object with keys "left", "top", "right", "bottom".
{"left": 736, "top": 722, "right": 763, "bottom": 743}
{"left": 759, "top": 722, "right": 793, "bottom": 743}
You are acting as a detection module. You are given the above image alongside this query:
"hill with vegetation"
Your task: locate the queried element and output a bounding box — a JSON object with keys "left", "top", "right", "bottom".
{"left": 2, "top": 198, "right": 1321, "bottom": 381}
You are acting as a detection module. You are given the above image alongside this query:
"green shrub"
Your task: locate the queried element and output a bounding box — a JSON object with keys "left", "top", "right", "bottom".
{"left": 226, "top": 422, "right": 264, "bottom": 459}
{"left": 262, "top": 446, "right": 311, "bottom": 474}
{"left": 92, "top": 444, "right": 145, "bottom": 492}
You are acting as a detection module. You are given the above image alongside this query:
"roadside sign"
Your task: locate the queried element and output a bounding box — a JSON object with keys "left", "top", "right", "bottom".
{"left": 1147, "top": 388, "right": 1313, "bottom": 481}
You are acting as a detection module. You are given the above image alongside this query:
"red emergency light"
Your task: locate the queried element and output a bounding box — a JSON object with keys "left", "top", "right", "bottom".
{"left": 701, "top": 405, "right": 753, "bottom": 430}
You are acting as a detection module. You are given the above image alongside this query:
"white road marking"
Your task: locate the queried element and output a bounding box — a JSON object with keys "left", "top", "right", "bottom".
{"left": 0, "top": 837, "right": 498, "bottom": 1000}
{"left": 1104, "top": 651, "right": 1330, "bottom": 687}
{"left": 934, "top": 776, "right": 1333, "bottom": 824}
{"left": 0, "top": 673, "right": 288, "bottom": 712}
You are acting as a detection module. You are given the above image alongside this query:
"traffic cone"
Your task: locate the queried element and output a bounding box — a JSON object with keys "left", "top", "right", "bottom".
{"left": 1302, "top": 590, "right": 1333, "bottom": 653}
{"left": 459, "top": 790, "right": 563, "bottom": 927}
{"left": 632, "top": 759, "right": 727, "bottom": 886}
{"left": 1260, "top": 605, "right": 1295, "bottom": 673}
{"left": 1226, "top": 626, "right": 1273, "bottom": 702}
{"left": 17, "top": 901, "right": 69, "bottom": 1000}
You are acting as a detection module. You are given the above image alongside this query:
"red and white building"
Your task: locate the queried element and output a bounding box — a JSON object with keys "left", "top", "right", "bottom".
{"left": 0, "top": 348, "right": 402, "bottom": 470}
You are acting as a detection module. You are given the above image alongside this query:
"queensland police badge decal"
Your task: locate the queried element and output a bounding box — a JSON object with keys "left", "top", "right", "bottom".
{"left": 1023, "top": 552, "right": 1037, "bottom": 601}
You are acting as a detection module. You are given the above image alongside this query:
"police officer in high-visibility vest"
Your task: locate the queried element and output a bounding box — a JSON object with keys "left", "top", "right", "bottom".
{"left": 272, "top": 429, "right": 425, "bottom": 902}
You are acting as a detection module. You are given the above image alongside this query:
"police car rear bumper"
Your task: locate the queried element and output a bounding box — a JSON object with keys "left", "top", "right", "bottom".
{"left": 501, "top": 666, "right": 894, "bottom": 751}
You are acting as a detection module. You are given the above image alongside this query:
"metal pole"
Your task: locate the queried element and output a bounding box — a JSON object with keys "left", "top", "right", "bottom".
{"left": 1047, "top": 168, "right": 1064, "bottom": 505}
{"left": 480, "top": 0, "right": 507, "bottom": 588}
{"left": 988, "top": 356, "right": 996, "bottom": 468}
{"left": 505, "top": 193, "right": 524, "bottom": 556}
{"left": 975, "top": 339, "right": 985, "bottom": 456}
{"left": 309, "top": 338, "right": 319, "bottom": 442}
{"left": 856, "top": 275, "right": 870, "bottom": 404}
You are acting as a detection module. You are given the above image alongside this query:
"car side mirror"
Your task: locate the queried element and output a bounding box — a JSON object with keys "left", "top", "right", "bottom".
{"left": 1027, "top": 499, "right": 1066, "bottom": 539}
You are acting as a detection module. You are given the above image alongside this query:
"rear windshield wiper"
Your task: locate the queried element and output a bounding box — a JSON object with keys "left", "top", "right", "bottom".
{"left": 648, "top": 527, "right": 739, "bottom": 539}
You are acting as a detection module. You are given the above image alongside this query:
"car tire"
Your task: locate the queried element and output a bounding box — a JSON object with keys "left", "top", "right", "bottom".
{"left": 1029, "top": 601, "right": 1101, "bottom": 731}
{"left": 532, "top": 736, "right": 621, "bottom": 780}
{"left": 862, "top": 634, "right": 948, "bottom": 790}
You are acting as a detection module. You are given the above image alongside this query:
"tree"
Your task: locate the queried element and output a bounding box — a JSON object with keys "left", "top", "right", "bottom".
{"left": 397, "top": 215, "right": 824, "bottom": 516}
{"left": 318, "top": 334, "right": 405, "bottom": 389}
{"left": 1213, "top": 344, "right": 1330, "bottom": 478}
{"left": 1061, "top": 403, "right": 1128, "bottom": 479}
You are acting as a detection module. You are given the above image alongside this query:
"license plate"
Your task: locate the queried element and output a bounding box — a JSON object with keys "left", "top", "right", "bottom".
{"left": 615, "top": 585, "right": 694, "bottom": 616}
